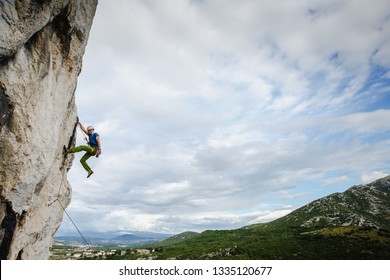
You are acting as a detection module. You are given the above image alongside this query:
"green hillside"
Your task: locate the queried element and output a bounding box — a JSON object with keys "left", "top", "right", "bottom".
{"left": 119, "top": 176, "right": 390, "bottom": 260}
{"left": 152, "top": 231, "right": 200, "bottom": 247}
{"left": 145, "top": 226, "right": 389, "bottom": 260}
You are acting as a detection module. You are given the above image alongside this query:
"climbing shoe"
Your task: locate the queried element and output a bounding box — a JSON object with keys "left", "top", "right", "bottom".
{"left": 87, "top": 170, "right": 94, "bottom": 178}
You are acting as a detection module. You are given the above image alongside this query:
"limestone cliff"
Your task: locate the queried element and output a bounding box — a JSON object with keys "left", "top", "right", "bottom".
{"left": 0, "top": 0, "right": 98, "bottom": 259}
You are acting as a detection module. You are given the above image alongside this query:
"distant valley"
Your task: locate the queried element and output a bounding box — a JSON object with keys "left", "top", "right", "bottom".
{"left": 54, "top": 231, "right": 172, "bottom": 247}
{"left": 53, "top": 176, "right": 390, "bottom": 259}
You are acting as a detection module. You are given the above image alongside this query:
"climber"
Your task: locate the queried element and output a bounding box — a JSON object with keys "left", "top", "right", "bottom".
{"left": 65, "top": 122, "right": 101, "bottom": 178}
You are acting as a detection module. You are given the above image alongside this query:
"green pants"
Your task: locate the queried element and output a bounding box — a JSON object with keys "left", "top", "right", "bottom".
{"left": 68, "top": 145, "right": 96, "bottom": 172}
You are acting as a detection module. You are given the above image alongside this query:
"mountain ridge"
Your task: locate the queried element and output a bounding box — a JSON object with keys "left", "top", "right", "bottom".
{"left": 141, "top": 176, "right": 390, "bottom": 259}
{"left": 271, "top": 175, "right": 390, "bottom": 230}
{"left": 52, "top": 177, "right": 389, "bottom": 259}
{"left": 54, "top": 231, "right": 173, "bottom": 247}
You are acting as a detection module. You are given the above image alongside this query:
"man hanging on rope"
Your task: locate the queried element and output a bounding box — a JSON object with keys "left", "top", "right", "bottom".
{"left": 66, "top": 122, "right": 102, "bottom": 178}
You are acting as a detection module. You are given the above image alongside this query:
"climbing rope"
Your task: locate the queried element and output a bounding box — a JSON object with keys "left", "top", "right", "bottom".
{"left": 48, "top": 172, "right": 92, "bottom": 249}
{"left": 79, "top": 125, "right": 89, "bottom": 144}
{"left": 56, "top": 199, "right": 92, "bottom": 249}
{"left": 48, "top": 117, "right": 92, "bottom": 249}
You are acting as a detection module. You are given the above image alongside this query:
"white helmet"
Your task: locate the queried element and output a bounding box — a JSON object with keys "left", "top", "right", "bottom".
{"left": 87, "top": 125, "right": 94, "bottom": 130}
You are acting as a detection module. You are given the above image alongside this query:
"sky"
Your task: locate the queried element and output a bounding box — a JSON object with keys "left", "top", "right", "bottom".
{"left": 57, "top": 0, "right": 390, "bottom": 235}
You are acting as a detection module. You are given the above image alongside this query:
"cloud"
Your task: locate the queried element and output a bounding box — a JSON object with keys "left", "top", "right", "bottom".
{"left": 323, "top": 176, "right": 350, "bottom": 186}
{"left": 361, "top": 171, "right": 389, "bottom": 183}
{"left": 59, "top": 0, "right": 390, "bottom": 235}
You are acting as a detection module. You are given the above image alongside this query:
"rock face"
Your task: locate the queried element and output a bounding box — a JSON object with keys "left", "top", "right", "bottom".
{"left": 0, "top": 0, "right": 97, "bottom": 259}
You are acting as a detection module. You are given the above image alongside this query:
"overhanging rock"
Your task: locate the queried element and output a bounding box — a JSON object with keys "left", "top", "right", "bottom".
{"left": 0, "top": 0, "right": 98, "bottom": 259}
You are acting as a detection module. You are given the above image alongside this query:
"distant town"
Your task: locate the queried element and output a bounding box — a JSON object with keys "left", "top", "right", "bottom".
{"left": 50, "top": 244, "right": 157, "bottom": 260}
